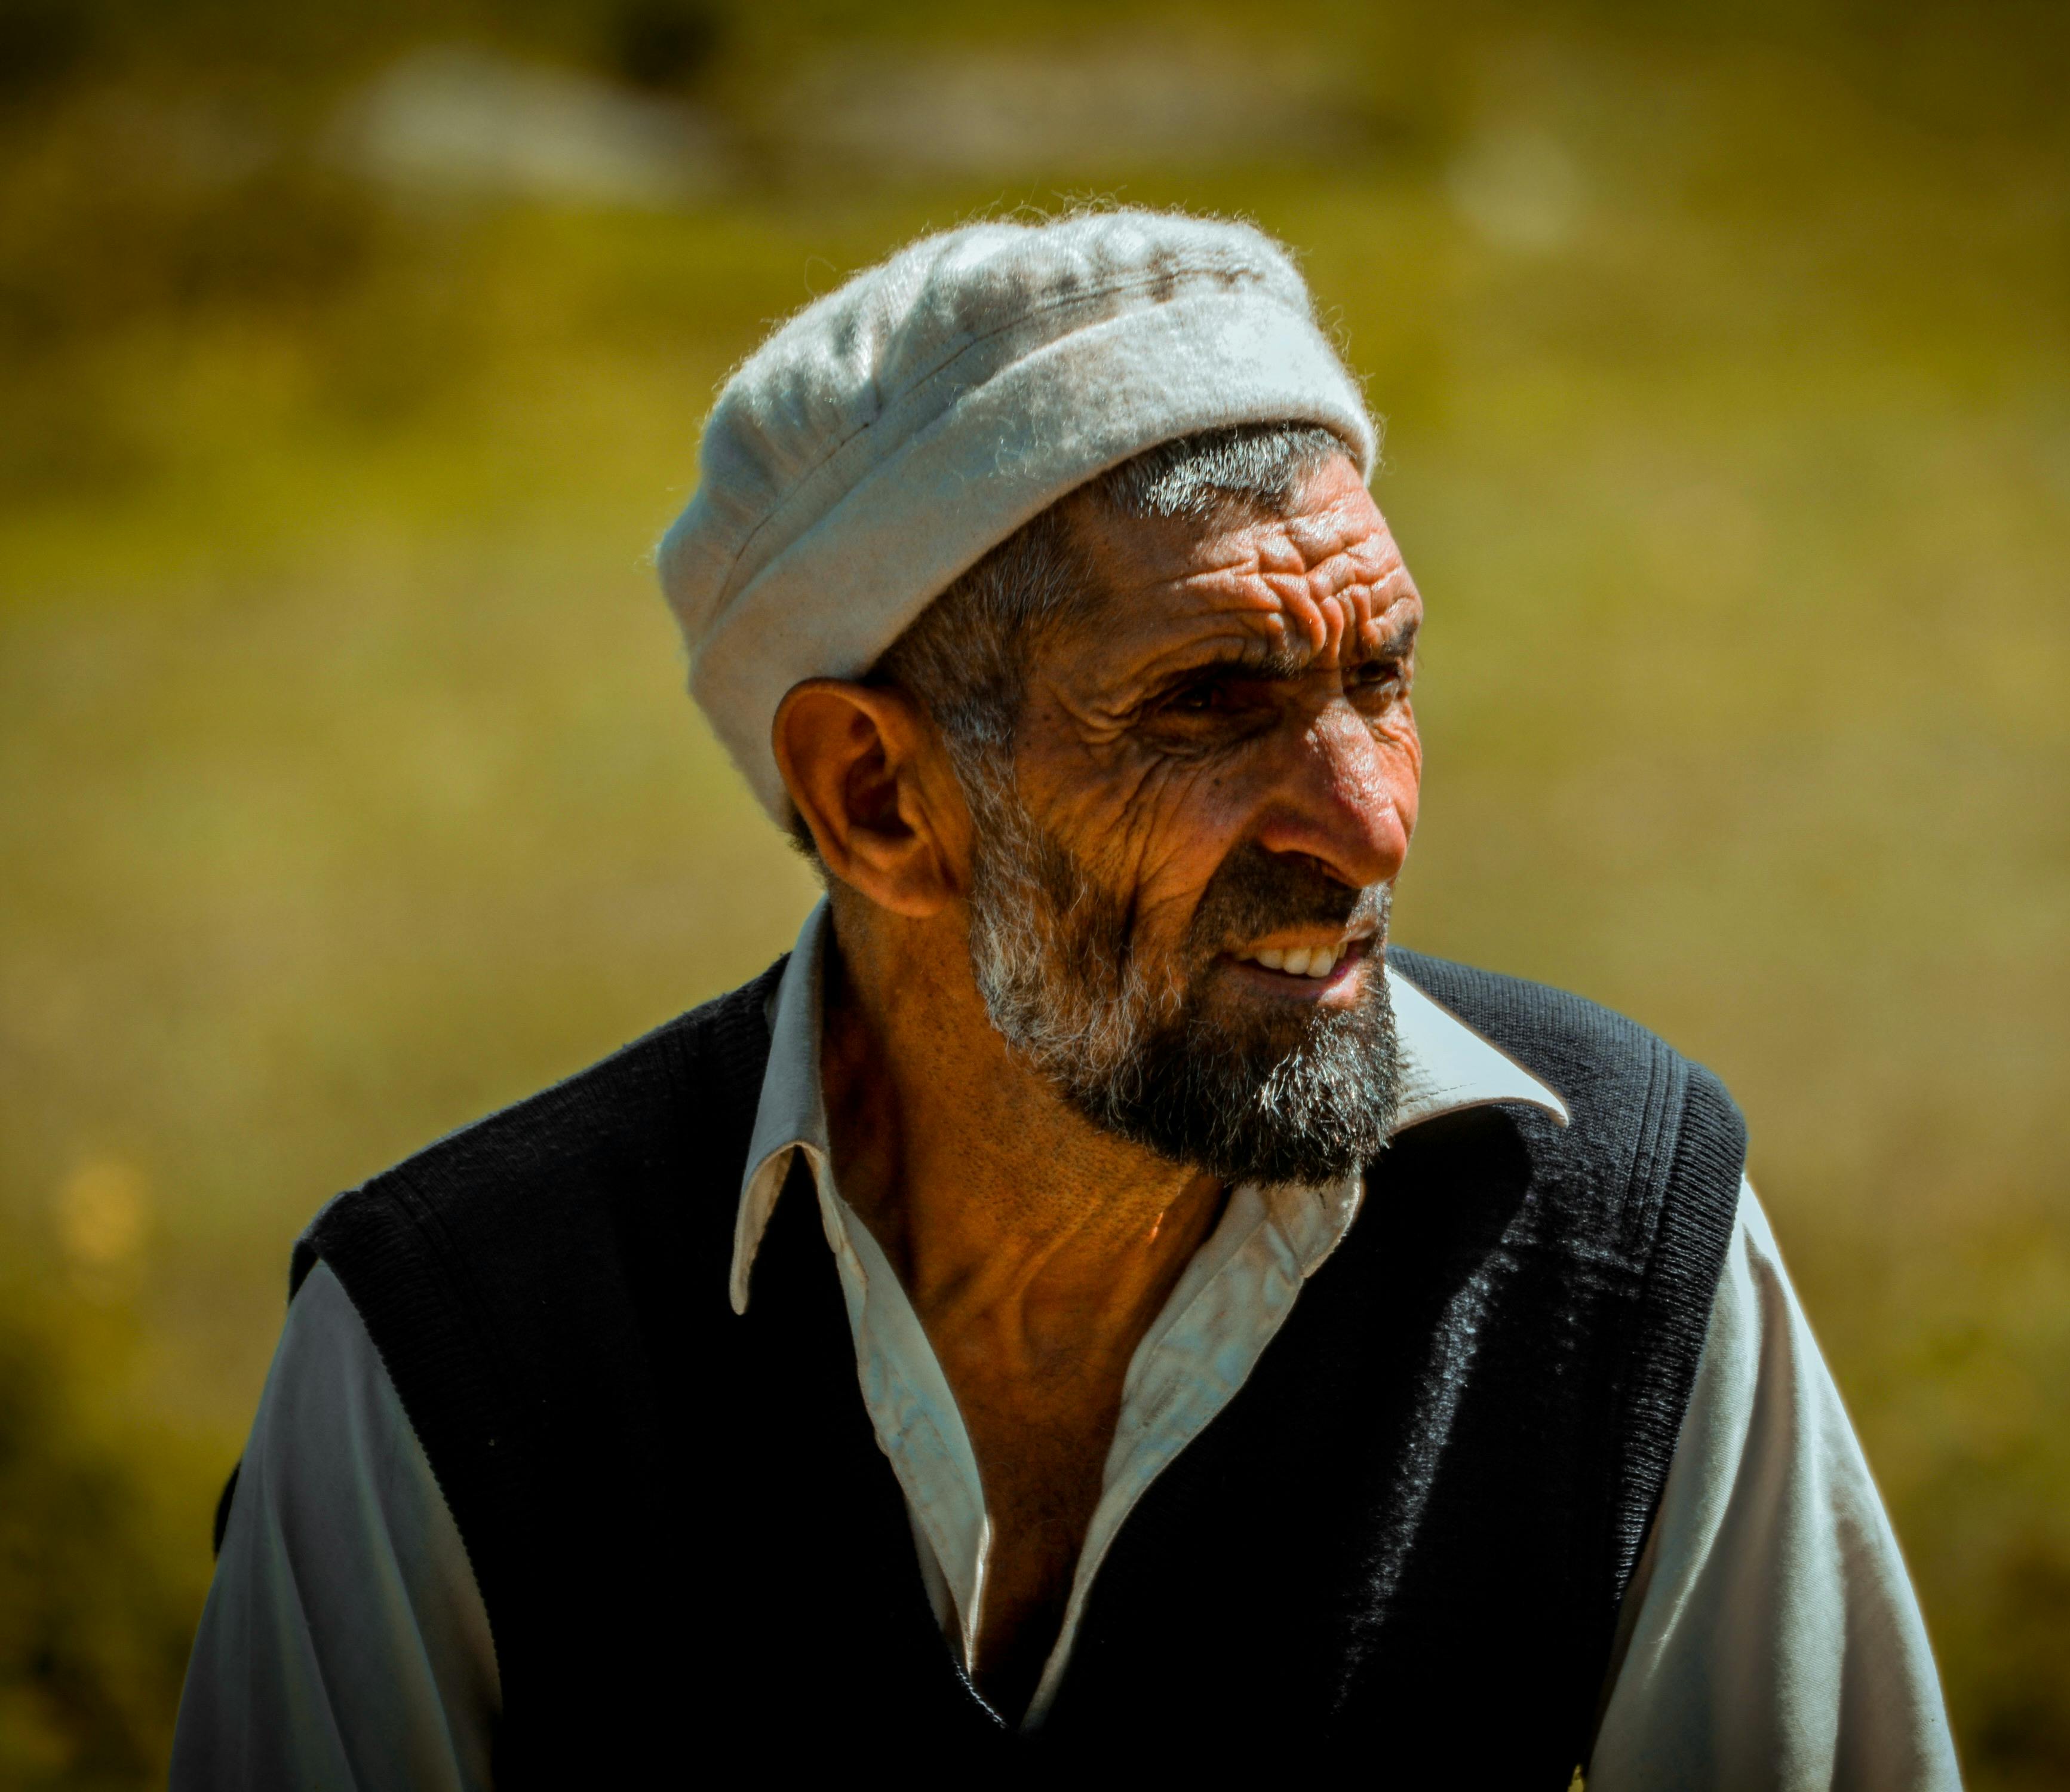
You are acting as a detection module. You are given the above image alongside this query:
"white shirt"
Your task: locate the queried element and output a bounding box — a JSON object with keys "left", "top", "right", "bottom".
{"left": 173, "top": 904, "right": 1961, "bottom": 1788}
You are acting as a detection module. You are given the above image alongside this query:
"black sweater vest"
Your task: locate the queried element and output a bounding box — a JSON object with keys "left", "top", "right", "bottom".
{"left": 276, "top": 949, "right": 1745, "bottom": 1784}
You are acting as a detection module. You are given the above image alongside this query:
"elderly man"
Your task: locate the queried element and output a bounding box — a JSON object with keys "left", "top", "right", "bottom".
{"left": 174, "top": 210, "right": 1959, "bottom": 1787}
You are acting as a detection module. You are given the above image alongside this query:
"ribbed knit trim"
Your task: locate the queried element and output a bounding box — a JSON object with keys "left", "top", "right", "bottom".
{"left": 708, "top": 956, "right": 786, "bottom": 1132}
{"left": 1604, "top": 1062, "right": 1746, "bottom": 1604}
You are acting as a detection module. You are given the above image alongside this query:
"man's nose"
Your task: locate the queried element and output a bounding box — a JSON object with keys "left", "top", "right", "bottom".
{"left": 1251, "top": 700, "right": 1414, "bottom": 891}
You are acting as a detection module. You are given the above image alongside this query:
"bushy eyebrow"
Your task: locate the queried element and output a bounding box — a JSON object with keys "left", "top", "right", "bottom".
{"left": 1149, "top": 615, "right": 1420, "bottom": 696}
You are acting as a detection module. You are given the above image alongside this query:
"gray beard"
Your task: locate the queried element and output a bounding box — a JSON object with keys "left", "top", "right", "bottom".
{"left": 961, "top": 771, "right": 1399, "bottom": 1187}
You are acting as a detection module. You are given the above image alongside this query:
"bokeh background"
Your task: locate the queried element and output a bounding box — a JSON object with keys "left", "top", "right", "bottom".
{"left": 2, "top": 0, "right": 2066, "bottom": 1783}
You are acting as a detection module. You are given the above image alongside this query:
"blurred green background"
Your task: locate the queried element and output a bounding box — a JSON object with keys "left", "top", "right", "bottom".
{"left": 2, "top": 0, "right": 2065, "bottom": 1782}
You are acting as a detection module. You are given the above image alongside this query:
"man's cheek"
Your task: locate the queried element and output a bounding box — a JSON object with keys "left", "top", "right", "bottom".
{"left": 1122, "top": 789, "right": 1243, "bottom": 951}
{"left": 1063, "top": 761, "right": 1207, "bottom": 888}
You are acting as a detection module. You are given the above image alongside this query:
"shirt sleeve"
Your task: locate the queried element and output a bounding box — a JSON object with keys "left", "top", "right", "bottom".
{"left": 1587, "top": 1179, "right": 1962, "bottom": 1790}
{"left": 170, "top": 1263, "right": 500, "bottom": 1792}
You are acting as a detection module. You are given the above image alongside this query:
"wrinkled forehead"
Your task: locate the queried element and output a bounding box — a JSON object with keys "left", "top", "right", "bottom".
{"left": 1056, "top": 458, "right": 1418, "bottom": 679}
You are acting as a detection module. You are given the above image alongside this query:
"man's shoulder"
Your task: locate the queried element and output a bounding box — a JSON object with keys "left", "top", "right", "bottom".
{"left": 1387, "top": 944, "right": 1746, "bottom": 1205}
{"left": 1392, "top": 938, "right": 1664, "bottom": 1047}
{"left": 1392, "top": 946, "right": 1715, "bottom": 1103}
{"left": 292, "top": 957, "right": 785, "bottom": 1298}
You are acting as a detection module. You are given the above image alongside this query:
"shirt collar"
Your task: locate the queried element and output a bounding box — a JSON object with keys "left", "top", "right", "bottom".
{"left": 1387, "top": 966, "right": 1571, "bottom": 1133}
{"left": 727, "top": 907, "right": 832, "bottom": 1314}
{"left": 729, "top": 900, "right": 1568, "bottom": 1311}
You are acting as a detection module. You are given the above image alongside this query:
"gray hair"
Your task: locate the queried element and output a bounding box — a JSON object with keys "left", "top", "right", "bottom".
{"left": 791, "top": 421, "right": 1353, "bottom": 857}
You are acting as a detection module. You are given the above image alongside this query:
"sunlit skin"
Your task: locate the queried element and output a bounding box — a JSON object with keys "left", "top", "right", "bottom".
{"left": 772, "top": 453, "right": 1423, "bottom": 1715}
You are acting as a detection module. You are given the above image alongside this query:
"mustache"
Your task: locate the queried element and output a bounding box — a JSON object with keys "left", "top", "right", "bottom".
{"left": 1184, "top": 842, "right": 1389, "bottom": 958}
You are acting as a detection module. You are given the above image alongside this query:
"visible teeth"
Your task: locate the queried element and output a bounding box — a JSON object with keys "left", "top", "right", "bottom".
{"left": 1246, "top": 944, "right": 1350, "bottom": 978}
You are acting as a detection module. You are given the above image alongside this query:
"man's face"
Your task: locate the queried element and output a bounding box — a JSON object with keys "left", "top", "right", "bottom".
{"left": 962, "top": 455, "right": 1423, "bottom": 1184}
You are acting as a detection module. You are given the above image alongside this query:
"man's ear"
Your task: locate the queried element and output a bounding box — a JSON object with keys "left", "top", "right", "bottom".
{"left": 772, "top": 679, "right": 970, "bottom": 918}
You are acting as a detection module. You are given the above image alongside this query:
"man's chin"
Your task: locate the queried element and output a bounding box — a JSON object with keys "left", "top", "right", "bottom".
{"left": 1039, "top": 1005, "right": 1386, "bottom": 1189}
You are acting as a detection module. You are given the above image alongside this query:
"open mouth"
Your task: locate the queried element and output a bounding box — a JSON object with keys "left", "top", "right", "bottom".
{"left": 1227, "top": 934, "right": 1374, "bottom": 990}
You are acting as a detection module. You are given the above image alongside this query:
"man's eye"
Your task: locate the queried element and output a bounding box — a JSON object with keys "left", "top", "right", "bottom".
{"left": 1170, "top": 682, "right": 1227, "bottom": 714}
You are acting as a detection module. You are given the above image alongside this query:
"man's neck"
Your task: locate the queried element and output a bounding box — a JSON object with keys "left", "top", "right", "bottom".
{"left": 818, "top": 903, "right": 1224, "bottom": 1714}
{"left": 819, "top": 906, "right": 1221, "bottom": 1355}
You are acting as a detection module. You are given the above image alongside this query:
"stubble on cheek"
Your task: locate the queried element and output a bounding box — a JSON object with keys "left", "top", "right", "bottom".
{"left": 1043, "top": 756, "right": 1242, "bottom": 994}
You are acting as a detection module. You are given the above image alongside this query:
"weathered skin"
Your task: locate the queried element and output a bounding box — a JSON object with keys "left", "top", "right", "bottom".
{"left": 773, "top": 454, "right": 1423, "bottom": 1716}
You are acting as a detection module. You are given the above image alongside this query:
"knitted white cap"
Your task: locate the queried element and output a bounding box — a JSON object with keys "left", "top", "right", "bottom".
{"left": 656, "top": 208, "right": 1375, "bottom": 820}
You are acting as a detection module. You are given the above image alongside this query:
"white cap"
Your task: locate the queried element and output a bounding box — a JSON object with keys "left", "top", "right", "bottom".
{"left": 656, "top": 208, "right": 1375, "bottom": 819}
